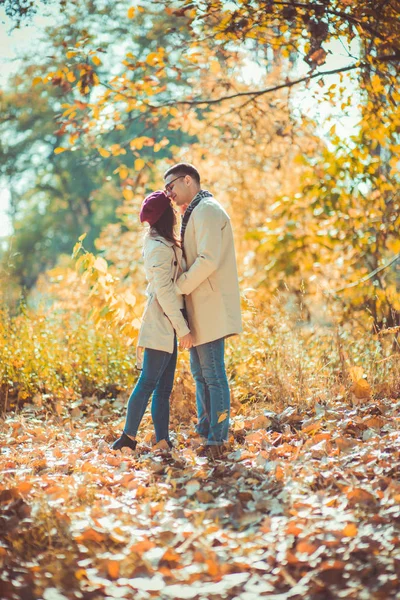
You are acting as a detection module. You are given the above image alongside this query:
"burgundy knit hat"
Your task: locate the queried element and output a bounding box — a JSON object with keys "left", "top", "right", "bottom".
{"left": 139, "top": 190, "right": 171, "bottom": 226}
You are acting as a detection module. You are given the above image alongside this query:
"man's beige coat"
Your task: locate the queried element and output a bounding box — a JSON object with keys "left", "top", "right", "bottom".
{"left": 137, "top": 235, "right": 190, "bottom": 364}
{"left": 176, "top": 195, "right": 242, "bottom": 346}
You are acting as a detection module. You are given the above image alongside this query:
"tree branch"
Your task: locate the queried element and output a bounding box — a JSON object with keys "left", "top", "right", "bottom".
{"left": 270, "top": 1, "right": 392, "bottom": 43}
{"left": 155, "top": 54, "right": 399, "bottom": 107}
{"left": 327, "top": 252, "right": 400, "bottom": 295}
{"left": 97, "top": 53, "right": 399, "bottom": 111}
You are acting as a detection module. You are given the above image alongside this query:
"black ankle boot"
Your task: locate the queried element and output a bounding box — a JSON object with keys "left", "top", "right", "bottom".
{"left": 111, "top": 432, "right": 137, "bottom": 451}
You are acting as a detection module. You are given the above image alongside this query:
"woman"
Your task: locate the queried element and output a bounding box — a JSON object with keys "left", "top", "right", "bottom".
{"left": 112, "top": 190, "right": 193, "bottom": 451}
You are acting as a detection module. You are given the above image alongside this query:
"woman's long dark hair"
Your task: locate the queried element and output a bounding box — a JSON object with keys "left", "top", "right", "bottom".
{"left": 150, "top": 204, "right": 181, "bottom": 247}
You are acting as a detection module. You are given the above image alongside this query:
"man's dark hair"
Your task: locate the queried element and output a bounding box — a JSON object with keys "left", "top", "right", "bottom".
{"left": 164, "top": 163, "right": 200, "bottom": 185}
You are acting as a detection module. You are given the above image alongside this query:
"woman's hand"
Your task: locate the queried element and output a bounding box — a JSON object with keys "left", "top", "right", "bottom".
{"left": 180, "top": 332, "right": 194, "bottom": 349}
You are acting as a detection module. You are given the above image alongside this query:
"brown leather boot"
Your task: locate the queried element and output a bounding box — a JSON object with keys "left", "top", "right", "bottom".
{"left": 196, "top": 444, "right": 227, "bottom": 459}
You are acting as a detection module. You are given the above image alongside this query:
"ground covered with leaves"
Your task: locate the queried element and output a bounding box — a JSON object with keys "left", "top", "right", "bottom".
{"left": 1, "top": 392, "right": 400, "bottom": 600}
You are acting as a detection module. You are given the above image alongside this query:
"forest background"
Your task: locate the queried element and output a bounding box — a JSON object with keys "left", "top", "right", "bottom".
{"left": 0, "top": 1, "right": 400, "bottom": 598}
{"left": 0, "top": 0, "right": 399, "bottom": 408}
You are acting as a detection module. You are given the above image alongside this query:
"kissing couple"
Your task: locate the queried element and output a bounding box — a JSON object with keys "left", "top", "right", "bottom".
{"left": 112, "top": 162, "right": 242, "bottom": 459}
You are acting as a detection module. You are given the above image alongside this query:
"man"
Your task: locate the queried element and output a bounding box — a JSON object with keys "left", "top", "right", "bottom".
{"left": 164, "top": 163, "right": 242, "bottom": 458}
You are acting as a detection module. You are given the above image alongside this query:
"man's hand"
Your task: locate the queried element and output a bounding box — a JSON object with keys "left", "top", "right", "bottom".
{"left": 180, "top": 332, "right": 194, "bottom": 349}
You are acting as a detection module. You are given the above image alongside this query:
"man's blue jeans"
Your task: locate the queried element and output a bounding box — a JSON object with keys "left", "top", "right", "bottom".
{"left": 190, "top": 337, "right": 230, "bottom": 446}
{"left": 124, "top": 337, "right": 177, "bottom": 443}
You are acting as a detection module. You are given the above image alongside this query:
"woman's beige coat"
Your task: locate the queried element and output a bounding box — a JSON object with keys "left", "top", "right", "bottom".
{"left": 175, "top": 195, "right": 242, "bottom": 346}
{"left": 137, "top": 235, "right": 190, "bottom": 364}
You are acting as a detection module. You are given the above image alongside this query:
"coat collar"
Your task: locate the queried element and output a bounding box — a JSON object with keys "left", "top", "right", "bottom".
{"left": 147, "top": 234, "right": 175, "bottom": 248}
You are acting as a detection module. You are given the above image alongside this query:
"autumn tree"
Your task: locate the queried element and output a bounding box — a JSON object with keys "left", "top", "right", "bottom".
{"left": 2, "top": 0, "right": 399, "bottom": 329}
{"left": 0, "top": 0, "right": 197, "bottom": 292}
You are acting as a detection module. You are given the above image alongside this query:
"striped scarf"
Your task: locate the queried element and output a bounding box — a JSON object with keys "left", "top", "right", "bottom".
{"left": 180, "top": 189, "right": 213, "bottom": 251}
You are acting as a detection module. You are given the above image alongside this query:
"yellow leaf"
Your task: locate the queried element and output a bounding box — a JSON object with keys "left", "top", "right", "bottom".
{"left": 67, "top": 71, "right": 76, "bottom": 82}
{"left": 371, "top": 75, "right": 383, "bottom": 94}
{"left": 66, "top": 50, "right": 77, "bottom": 59}
{"left": 210, "top": 60, "right": 220, "bottom": 74}
{"left": 130, "top": 136, "right": 153, "bottom": 150}
{"left": 110, "top": 144, "right": 124, "bottom": 156}
{"left": 348, "top": 366, "right": 364, "bottom": 383}
{"left": 217, "top": 412, "right": 228, "bottom": 423}
{"left": 54, "top": 147, "right": 67, "bottom": 154}
{"left": 93, "top": 257, "right": 108, "bottom": 273}
{"left": 134, "top": 158, "right": 145, "bottom": 171}
{"left": 127, "top": 6, "right": 135, "bottom": 18}
{"left": 98, "top": 147, "right": 111, "bottom": 158}
{"left": 123, "top": 188, "right": 134, "bottom": 201}
{"left": 72, "top": 242, "right": 81, "bottom": 258}
{"left": 32, "top": 76, "right": 42, "bottom": 86}
{"left": 124, "top": 291, "right": 136, "bottom": 307}
{"left": 119, "top": 166, "right": 129, "bottom": 179}
{"left": 146, "top": 52, "right": 160, "bottom": 66}
{"left": 92, "top": 56, "right": 101, "bottom": 66}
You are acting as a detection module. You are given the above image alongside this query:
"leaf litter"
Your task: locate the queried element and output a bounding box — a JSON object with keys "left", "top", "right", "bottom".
{"left": 1, "top": 393, "right": 400, "bottom": 599}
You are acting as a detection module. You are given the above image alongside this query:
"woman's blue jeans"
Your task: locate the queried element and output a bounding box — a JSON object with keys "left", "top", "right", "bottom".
{"left": 190, "top": 337, "right": 230, "bottom": 446}
{"left": 123, "top": 337, "right": 177, "bottom": 442}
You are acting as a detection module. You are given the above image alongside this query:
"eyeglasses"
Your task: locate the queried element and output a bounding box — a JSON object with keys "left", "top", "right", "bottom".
{"left": 165, "top": 175, "right": 185, "bottom": 195}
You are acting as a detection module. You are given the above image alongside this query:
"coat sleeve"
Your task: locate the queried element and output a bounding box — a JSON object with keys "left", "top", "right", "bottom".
{"left": 145, "top": 244, "right": 191, "bottom": 338}
{"left": 176, "top": 201, "right": 224, "bottom": 296}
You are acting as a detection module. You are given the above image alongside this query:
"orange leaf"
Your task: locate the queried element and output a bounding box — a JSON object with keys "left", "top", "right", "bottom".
{"left": 342, "top": 523, "right": 358, "bottom": 537}
{"left": 351, "top": 379, "right": 372, "bottom": 399}
{"left": 75, "top": 569, "right": 87, "bottom": 580}
{"left": 77, "top": 528, "right": 105, "bottom": 543}
{"left": 286, "top": 521, "right": 303, "bottom": 536}
{"left": 16, "top": 481, "right": 32, "bottom": 494}
{"left": 107, "top": 560, "right": 119, "bottom": 579}
{"left": 129, "top": 540, "right": 155, "bottom": 554}
{"left": 206, "top": 558, "right": 220, "bottom": 576}
{"left": 296, "top": 541, "right": 318, "bottom": 555}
